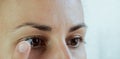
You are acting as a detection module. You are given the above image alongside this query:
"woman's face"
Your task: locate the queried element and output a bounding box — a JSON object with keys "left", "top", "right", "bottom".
{"left": 0, "top": 0, "right": 86, "bottom": 59}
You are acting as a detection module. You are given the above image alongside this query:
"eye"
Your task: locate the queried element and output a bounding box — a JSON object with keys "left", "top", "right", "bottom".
{"left": 66, "top": 35, "right": 82, "bottom": 48}
{"left": 21, "top": 35, "right": 47, "bottom": 49}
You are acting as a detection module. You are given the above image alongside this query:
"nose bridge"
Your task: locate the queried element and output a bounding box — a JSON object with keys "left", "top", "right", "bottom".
{"left": 53, "top": 37, "right": 72, "bottom": 59}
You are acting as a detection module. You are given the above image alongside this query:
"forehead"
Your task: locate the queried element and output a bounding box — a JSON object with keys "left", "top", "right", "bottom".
{"left": 2, "top": 0, "right": 84, "bottom": 29}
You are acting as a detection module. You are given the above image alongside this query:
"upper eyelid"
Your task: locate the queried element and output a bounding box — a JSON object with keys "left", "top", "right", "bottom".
{"left": 18, "top": 35, "right": 48, "bottom": 42}
{"left": 66, "top": 35, "right": 81, "bottom": 40}
{"left": 67, "top": 34, "right": 86, "bottom": 44}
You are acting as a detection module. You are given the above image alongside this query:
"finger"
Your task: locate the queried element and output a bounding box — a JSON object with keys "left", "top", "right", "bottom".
{"left": 12, "top": 41, "right": 31, "bottom": 59}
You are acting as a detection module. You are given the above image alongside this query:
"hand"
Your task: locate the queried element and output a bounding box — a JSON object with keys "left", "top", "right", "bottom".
{"left": 12, "top": 41, "right": 31, "bottom": 59}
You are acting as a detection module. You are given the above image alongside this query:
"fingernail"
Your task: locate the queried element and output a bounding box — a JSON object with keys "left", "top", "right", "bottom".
{"left": 17, "top": 41, "right": 30, "bottom": 53}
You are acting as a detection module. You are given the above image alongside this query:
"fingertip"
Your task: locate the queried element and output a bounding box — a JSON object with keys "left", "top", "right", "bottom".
{"left": 13, "top": 41, "right": 31, "bottom": 59}
{"left": 17, "top": 41, "right": 31, "bottom": 53}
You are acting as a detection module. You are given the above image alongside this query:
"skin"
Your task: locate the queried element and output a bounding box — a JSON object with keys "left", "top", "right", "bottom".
{"left": 0, "top": 0, "right": 86, "bottom": 59}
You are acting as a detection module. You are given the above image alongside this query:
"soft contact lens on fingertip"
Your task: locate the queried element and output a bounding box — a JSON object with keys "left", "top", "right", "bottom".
{"left": 18, "top": 41, "right": 30, "bottom": 53}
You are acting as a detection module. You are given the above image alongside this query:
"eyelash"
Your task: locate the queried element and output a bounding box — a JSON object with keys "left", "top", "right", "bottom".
{"left": 19, "top": 35, "right": 83, "bottom": 50}
{"left": 20, "top": 35, "right": 48, "bottom": 49}
{"left": 66, "top": 35, "right": 83, "bottom": 48}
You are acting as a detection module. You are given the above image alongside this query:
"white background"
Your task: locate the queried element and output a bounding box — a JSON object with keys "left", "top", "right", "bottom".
{"left": 81, "top": 0, "right": 120, "bottom": 59}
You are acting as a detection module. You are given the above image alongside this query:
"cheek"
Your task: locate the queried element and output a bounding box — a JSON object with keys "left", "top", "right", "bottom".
{"left": 75, "top": 49, "right": 86, "bottom": 59}
{"left": 28, "top": 49, "right": 55, "bottom": 59}
{"left": 28, "top": 48, "right": 46, "bottom": 59}
{"left": 71, "top": 44, "right": 86, "bottom": 59}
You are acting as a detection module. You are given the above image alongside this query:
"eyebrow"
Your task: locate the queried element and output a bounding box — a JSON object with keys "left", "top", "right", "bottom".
{"left": 69, "top": 23, "right": 86, "bottom": 32}
{"left": 16, "top": 22, "right": 52, "bottom": 31}
{"left": 16, "top": 22, "right": 86, "bottom": 32}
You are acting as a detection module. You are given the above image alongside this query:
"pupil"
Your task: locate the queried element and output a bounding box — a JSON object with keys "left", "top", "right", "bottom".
{"left": 71, "top": 38, "right": 78, "bottom": 46}
{"left": 26, "top": 37, "right": 41, "bottom": 48}
{"left": 31, "top": 37, "right": 40, "bottom": 47}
